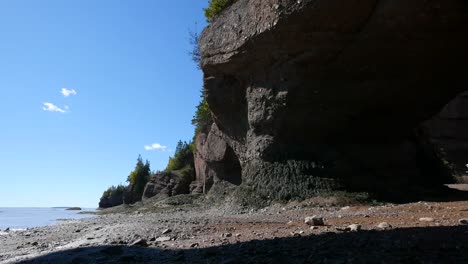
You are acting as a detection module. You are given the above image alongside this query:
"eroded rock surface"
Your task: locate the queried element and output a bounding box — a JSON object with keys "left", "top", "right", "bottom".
{"left": 199, "top": 0, "right": 468, "bottom": 200}
{"left": 142, "top": 169, "right": 194, "bottom": 201}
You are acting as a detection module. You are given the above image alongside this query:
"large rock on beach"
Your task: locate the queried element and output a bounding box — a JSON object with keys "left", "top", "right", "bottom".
{"left": 198, "top": 0, "right": 468, "bottom": 200}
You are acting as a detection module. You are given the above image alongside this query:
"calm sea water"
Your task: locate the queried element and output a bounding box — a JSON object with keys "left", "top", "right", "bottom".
{"left": 0, "top": 207, "right": 96, "bottom": 230}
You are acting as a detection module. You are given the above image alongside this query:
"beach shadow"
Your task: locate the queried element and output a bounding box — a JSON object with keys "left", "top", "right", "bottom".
{"left": 17, "top": 225, "right": 468, "bottom": 264}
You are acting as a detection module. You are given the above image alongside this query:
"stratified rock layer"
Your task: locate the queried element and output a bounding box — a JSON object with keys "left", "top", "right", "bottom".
{"left": 199, "top": 0, "right": 468, "bottom": 200}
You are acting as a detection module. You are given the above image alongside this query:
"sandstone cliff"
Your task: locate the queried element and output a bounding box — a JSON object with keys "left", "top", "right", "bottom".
{"left": 196, "top": 0, "right": 468, "bottom": 201}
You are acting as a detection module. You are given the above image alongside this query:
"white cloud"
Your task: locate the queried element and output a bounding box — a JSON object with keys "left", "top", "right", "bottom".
{"left": 42, "top": 102, "right": 67, "bottom": 113}
{"left": 61, "top": 88, "right": 77, "bottom": 97}
{"left": 144, "top": 143, "right": 168, "bottom": 151}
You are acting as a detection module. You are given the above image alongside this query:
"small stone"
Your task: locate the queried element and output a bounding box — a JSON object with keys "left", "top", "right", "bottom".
{"left": 149, "top": 237, "right": 156, "bottom": 242}
{"left": 130, "top": 238, "right": 148, "bottom": 247}
{"left": 235, "top": 233, "right": 241, "bottom": 237}
{"left": 310, "top": 226, "right": 319, "bottom": 230}
{"left": 341, "top": 206, "right": 351, "bottom": 211}
{"left": 459, "top": 219, "right": 468, "bottom": 225}
{"left": 155, "top": 236, "right": 171, "bottom": 242}
{"left": 377, "top": 222, "right": 392, "bottom": 230}
{"left": 419, "top": 217, "right": 434, "bottom": 222}
{"left": 287, "top": 221, "right": 293, "bottom": 225}
{"left": 190, "top": 243, "right": 199, "bottom": 248}
{"left": 162, "top": 229, "right": 172, "bottom": 234}
{"left": 348, "top": 224, "right": 362, "bottom": 232}
{"left": 305, "top": 216, "right": 325, "bottom": 226}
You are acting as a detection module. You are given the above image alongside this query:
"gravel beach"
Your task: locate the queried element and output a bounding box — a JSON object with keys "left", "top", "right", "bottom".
{"left": 1, "top": 189, "right": 468, "bottom": 263}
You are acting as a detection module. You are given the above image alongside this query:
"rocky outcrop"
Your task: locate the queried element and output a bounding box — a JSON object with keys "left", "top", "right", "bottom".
{"left": 193, "top": 123, "right": 242, "bottom": 194}
{"left": 425, "top": 91, "right": 468, "bottom": 180}
{"left": 199, "top": 0, "right": 468, "bottom": 200}
{"left": 123, "top": 183, "right": 141, "bottom": 205}
{"left": 142, "top": 168, "right": 194, "bottom": 200}
{"left": 99, "top": 195, "right": 123, "bottom": 209}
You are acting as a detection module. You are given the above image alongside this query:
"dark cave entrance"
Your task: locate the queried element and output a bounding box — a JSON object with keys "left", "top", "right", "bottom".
{"left": 223, "top": 146, "right": 242, "bottom": 186}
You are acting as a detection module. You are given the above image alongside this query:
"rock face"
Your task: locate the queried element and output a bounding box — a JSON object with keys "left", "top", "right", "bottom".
{"left": 425, "top": 91, "right": 468, "bottom": 180}
{"left": 199, "top": 0, "right": 468, "bottom": 200}
{"left": 193, "top": 123, "right": 242, "bottom": 194}
{"left": 142, "top": 168, "right": 194, "bottom": 200}
{"left": 123, "top": 183, "right": 140, "bottom": 205}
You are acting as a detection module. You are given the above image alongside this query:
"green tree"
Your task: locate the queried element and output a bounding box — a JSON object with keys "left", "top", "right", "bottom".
{"left": 127, "top": 155, "right": 151, "bottom": 198}
{"left": 165, "top": 141, "right": 194, "bottom": 172}
{"left": 204, "top": 0, "right": 237, "bottom": 22}
{"left": 192, "top": 90, "right": 213, "bottom": 137}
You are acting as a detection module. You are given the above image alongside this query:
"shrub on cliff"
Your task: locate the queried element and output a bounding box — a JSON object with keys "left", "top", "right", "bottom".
{"left": 166, "top": 141, "right": 194, "bottom": 172}
{"left": 192, "top": 92, "right": 213, "bottom": 137}
{"left": 204, "top": 0, "right": 237, "bottom": 22}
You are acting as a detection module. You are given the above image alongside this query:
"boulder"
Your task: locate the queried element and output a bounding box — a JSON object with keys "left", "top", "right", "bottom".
{"left": 199, "top": 0, "right": 468, "bottom": 201}
{"left": 142, "top": 167, "right": 194, "bottom": 201}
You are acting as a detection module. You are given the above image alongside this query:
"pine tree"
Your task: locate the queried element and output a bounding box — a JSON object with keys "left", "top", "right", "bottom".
{"left": 127, "top": 155, "right": 151, "bottom": 198}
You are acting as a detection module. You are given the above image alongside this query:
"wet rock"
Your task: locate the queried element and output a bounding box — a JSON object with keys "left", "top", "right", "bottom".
{"left": 305, "top": 216, "right": 324, "bottom": 226}
{"left": 377, "top": 222, "right": 392, "bottom": 230}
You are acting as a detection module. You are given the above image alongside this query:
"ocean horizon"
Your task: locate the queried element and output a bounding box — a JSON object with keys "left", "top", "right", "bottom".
{"left": 0, "top": 207, "right": 97, "bottom": 230}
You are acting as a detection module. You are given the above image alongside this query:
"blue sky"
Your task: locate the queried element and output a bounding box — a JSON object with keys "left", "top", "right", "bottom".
{"left": 0, "top": 1, "right": 207, "bottom": 207}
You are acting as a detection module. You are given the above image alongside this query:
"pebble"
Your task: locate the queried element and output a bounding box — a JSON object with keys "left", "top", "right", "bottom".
{"left": 377, "top": 222, "right": 392, "bottom": 230}
{"left": 155, "top": 236, "right": 171, "bottom": 242}
{"left": 162, "top": 229, "right": 172, "bottom": 234}
{"left": 310, "top": 226, "right": 319, "bottom": 230}
{"left": 419, "top": 217, "right": 434, "bottom": 222}
{"left": 305, "top": 216, "right": 325, "bottom": 226}
{"left": 459, "top": 219, "right": 468, "bottom": 225}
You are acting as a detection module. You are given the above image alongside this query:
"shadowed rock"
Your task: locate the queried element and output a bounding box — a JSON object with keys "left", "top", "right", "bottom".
{"left": 198, "top": 0, "right": 468, "bottom": 201}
